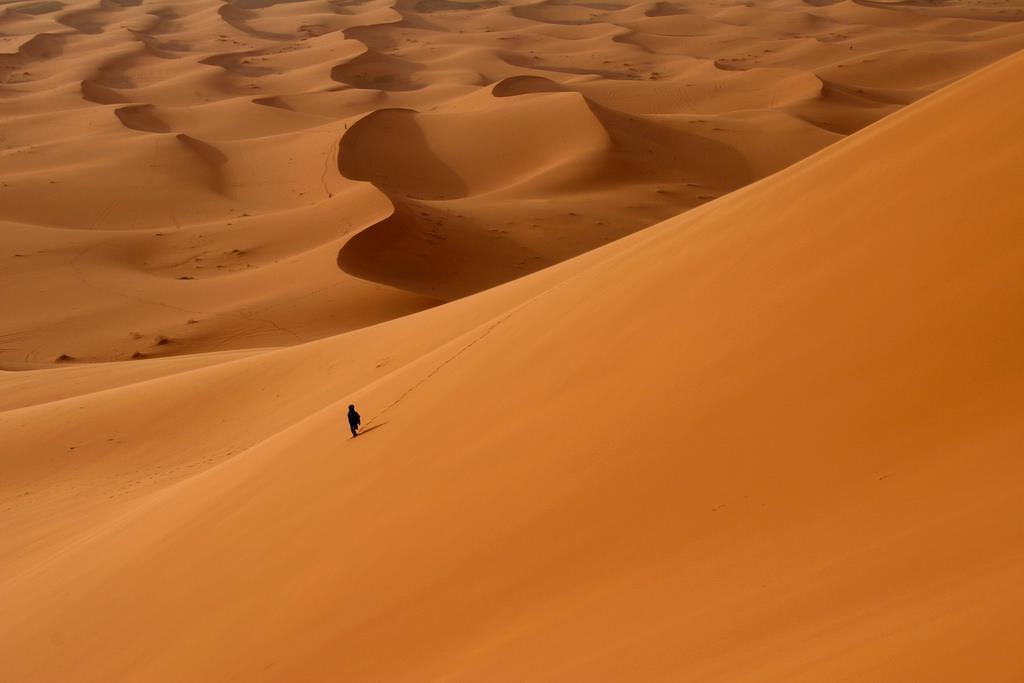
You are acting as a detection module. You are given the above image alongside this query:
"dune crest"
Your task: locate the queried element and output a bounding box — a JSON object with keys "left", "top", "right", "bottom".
{"left": 3, "top": 0, "right": 1024, "bottom": 361}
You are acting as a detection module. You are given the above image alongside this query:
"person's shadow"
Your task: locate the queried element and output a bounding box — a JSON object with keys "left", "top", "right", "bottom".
{"left": 356, "top": 422, "right": 388, "bottom": 437}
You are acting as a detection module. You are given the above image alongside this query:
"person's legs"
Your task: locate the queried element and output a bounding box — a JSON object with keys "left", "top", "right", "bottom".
{"left": 350, "top": 425, "right": 358, "bottom": 437}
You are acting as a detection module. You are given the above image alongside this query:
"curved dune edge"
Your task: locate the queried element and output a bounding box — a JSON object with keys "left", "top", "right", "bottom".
{"left": 3, "top": 47, "right": 1024, "bottom": 680}
{"left": 4, "top": 0, "right": 1024, "bottom": 363}
{"left": 333, "top": 90, "right": 622, "bottom": 300}
{"left": 332, "top": 76, "right": 826, "bottom": 300}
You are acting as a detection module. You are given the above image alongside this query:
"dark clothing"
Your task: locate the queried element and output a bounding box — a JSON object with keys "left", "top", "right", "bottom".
{"left": 347, "top": 408, "right": 361, "bottom": 437}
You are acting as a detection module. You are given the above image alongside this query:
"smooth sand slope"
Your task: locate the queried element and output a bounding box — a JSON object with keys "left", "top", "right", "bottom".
{"left": 3, "top": 0, "right": 1024, "bottom": 362}
{"left": 3, "top": 43, "right": 1024, "bottom": 680}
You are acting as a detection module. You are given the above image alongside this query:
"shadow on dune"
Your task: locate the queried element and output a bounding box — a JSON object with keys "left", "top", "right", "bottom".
{"left": 57, "top": 9, "right": 106, "bottom": 34}
{"left": 490, "top": 75, "right": 566, "bottom": 96}
{"left": 115, "top": 104, "right": 172, "bottom": 133}
{"left": 217, "top": 4, "right": 294, "bottom": 41}
{"left": 356, "top": 422, "right": 388, "bottom": 437}
{"left": 414, "top": 0, "right": 499, "bottom": 12}
{"left": 14, "top": 33, "right": 66, "bottom": 59}
{"left": 175, "top": 134, "right": 229, "bottom": 194}
{"left": 330, "top": 50, "right": 427, "bottom": 92}
{"left": 337, "top": 108, "right": 469, "bottom": 200}
{"left": 335, "top": 79, "right": 752, "bottom": 301}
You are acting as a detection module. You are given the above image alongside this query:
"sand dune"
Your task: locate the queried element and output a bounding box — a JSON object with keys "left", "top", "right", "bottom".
{"left": 3, "top": 0, "right": 1024, "bottom": 362}
{"left": 4, "top": 23, "right": 1024, "bottom": 680}
{"left": 3, "top": 0, "right": 1024, "bottom": 678}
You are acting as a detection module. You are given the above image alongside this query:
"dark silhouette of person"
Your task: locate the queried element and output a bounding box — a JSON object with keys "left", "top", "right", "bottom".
{"left": 347, "top": 404, "right": 361, "bottom": 437}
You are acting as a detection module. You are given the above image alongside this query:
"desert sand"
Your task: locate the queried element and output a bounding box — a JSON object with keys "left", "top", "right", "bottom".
{"left": 3, "top": 0, "right": 1024, "bottom": 679}
{"left": 4, "top": 0, "right": 1024, "bottom": 361}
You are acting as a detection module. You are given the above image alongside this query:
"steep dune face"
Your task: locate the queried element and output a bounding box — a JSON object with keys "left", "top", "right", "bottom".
{"left": 3, "top": 45, "right": 1024, "bottom": 681}
{"left": 3, "top": 0, "right": 1024, "bottom": 363}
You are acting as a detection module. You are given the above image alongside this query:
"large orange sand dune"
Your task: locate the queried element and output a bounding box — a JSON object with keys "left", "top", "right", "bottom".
{"left": 2, "top": 33, "right": 1024, "bottom": 680}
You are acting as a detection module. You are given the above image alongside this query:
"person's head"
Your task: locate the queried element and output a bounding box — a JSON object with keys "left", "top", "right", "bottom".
{"left": 348, "top": 404, "right": 355, "bottom": 411}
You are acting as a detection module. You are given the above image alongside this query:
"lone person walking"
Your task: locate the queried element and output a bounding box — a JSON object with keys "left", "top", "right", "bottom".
{"left": 347, "top": 404, "right": 361, "bottom": 438}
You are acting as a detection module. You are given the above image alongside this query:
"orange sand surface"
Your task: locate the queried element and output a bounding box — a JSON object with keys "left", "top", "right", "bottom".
{"left": 4, "top": 0, "right": 1024, "bottom": 361}
{"left": 3, "top": 0, "right": 1024, "bottom": 679}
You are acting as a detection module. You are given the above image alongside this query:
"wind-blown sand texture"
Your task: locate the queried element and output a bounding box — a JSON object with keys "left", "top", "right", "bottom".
{"left": 3, "top": 0, "right": 1024, "bottom": 361}
{"left": 3, "top": 0, "right": 1024, "bottom": 679}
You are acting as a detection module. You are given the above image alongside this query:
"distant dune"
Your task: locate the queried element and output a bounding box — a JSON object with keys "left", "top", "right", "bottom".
{"left": 3, "top": 0, "right": 1024, "bottom": 680}
{"left": 2, "top": 0, "right": 1023, "bottom": 363}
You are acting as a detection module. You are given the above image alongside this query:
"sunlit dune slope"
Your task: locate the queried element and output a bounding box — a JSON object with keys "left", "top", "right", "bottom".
{"left": 3, "top": 46, "right": 1023, "bottom": 681}
{"left": 3, "top": 0, "right": 1024, "bottom": 363}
